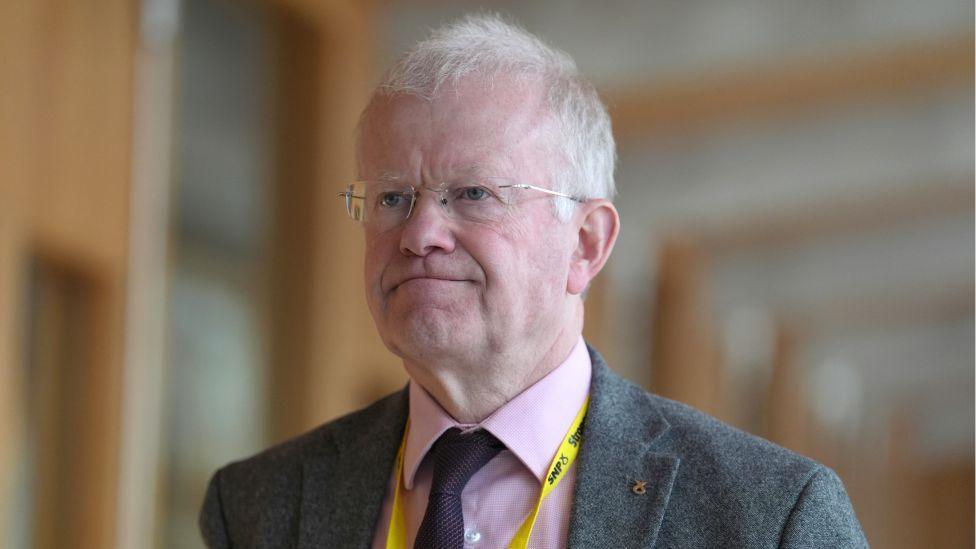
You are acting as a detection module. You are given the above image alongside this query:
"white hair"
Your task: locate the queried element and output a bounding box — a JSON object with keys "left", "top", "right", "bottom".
{"left": 361, "top": 13, "right": 616, "bottom": 221}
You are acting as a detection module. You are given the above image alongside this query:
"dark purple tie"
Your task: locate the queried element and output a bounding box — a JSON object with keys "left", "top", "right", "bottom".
{"left": 414, "top": 428, "right": 504, "bottom": 549}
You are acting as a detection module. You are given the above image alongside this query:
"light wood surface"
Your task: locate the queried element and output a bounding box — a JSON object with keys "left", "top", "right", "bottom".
{"left": 0, "top": 0, "right": 136, "bottom": 546}
{"left": 264, "top": 0, "right": 405, "bottom": 442}
{"left": 607, "top": 34, "right": 973, "bottom": 140}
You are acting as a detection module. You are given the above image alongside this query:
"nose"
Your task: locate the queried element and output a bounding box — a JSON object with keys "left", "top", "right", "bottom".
{"left": 398, "top": 190, "right": 456, "bottom": 257}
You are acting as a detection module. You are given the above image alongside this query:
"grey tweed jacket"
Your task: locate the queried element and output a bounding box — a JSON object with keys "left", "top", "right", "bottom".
{"left": 200, "top": 347, "right": 868, "bottom": 548}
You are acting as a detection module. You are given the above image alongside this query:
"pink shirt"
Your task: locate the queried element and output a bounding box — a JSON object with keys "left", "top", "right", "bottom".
{"left": 371, "top": 337, "right": 593, "bottom": 548}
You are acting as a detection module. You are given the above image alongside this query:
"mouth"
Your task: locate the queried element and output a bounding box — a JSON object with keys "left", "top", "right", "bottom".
{"left": 389, "top": 276, "right": 470, "bottom": 293}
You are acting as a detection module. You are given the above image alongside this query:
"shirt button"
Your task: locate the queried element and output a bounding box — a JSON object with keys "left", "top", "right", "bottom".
{"left": 464, "top": 528, "right": 481, "bottom": 544}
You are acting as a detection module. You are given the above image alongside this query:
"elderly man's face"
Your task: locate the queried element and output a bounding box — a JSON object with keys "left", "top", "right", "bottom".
{"left": 357, "top": 76, "right": 578, "bottom": 367}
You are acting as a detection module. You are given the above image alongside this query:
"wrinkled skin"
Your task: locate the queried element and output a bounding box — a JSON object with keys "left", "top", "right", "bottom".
{"left": 357, "top": 75, "right": 617, "bottom": 422}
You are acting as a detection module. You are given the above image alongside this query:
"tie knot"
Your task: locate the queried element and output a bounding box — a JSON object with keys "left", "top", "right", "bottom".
{"left": 428, "top": 428, "right": 504, "bottom": 496}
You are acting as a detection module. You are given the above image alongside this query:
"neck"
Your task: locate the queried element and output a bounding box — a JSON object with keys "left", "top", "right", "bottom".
{"left": 405, "top": 313, "right": 583, "bottom": 423}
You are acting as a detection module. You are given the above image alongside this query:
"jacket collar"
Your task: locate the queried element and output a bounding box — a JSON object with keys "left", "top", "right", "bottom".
{"left": 566, "top": 345, "right": 678, "bottom": 548}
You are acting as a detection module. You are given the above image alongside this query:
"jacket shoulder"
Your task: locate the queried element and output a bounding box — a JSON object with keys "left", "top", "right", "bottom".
{"left": 590, "top": 348, "right": 823, "bottom": 490}
{"left": 589, "top": 349, "right": 818, "bottom": 485}
{"left": 219, "top": 388, "right": 406, "bottom": 482}
{"left": 199, "top": 389, "right": 407, "bottom": 547}
{"left": 645, "top": 391, "right": 860, "bottom": 546}
{"left": 588, "top": 354, "right": 862, "bottom": 546}
{"left": 650, "top": 392, "right": 819, "bottom": 480}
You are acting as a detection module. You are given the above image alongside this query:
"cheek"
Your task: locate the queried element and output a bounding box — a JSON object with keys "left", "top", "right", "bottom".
{"left": 521, "top": 212, "right": 573, "bottom": 267}
{"left": 528, "top": 246, "right": 572, "bottom": 300}
{"left": 481, "top": 222, "right": 571, "bottom": 304}
{"left": 363, "top": 233, "right": 396, "bottom": 296}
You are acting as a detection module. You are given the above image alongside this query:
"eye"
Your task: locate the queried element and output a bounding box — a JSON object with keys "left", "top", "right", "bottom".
{"left": 458, "top": 186, "right": 491, "bottom": 201}
{"left": 378, "top": 191, "right": 408, "bottom": 208}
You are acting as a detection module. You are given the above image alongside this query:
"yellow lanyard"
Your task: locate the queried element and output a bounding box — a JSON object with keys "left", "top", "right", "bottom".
{"left": 385, "top": 397, "right": 589, "bottom": 549}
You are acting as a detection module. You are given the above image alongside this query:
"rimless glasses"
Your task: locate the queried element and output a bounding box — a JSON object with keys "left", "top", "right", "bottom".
{"left": 338, "top": 179, "right": 583, "bottom": 229}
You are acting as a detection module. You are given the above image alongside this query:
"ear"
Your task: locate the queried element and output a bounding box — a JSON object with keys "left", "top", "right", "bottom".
{"left": 567, "top": 199, "right": 620, "bottom": 295}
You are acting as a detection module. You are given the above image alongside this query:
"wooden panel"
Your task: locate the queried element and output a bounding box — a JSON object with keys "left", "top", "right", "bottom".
{"left": 267, "top": 8, "right": 324, "bottom": 442}
{"left": 689, "top": 180, "right": 974, "bottom": 255}
{"left": 0, "top": 0, "right": 135, "bottom": 546}
{"left": 608, "top": 34, "right": 973, "bottom": 140}
{"left": 264, "top": 0, "right": 404, "bottom": 439}
{"left": 30, "top": 0, "right": 136, "bottom": 272}
{"left": 0, "top": 0, "right": 39, "bottom": 540}
{"left": 764, "top": 321, "right": 812, "bottom": 456}
{"left": 880, "top": 409, "right": 975, "bottom": 548}
{"left": 0, "top": 222, "right": 25, "bottom": 545}
{"left": 27, "top": 262, "right": 91, "bottom": 549}
{"left": 582, "top": 270, "right": 614, "bottom": 366}
{"left": 650, "top": 238, "right": 722, "bottom": 415}
{"left": 920, "top": 459, "right": 975, "bottom": 548}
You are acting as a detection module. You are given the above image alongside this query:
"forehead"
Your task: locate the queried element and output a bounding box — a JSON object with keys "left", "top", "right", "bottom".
{"left": 357, "top": 75, "right": 557, "bottom": 180}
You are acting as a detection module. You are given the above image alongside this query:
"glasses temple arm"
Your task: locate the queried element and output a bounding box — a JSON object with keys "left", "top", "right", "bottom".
{"left": 499, "top": 184, "right": 585, "bottom": 203}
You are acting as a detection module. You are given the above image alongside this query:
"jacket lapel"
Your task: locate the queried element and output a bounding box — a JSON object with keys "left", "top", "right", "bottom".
{"left": 567, "top": 348, "right": 679, "bottom": 548}
{"left": 298, "top": 389, "right": 409, "bottom": 549}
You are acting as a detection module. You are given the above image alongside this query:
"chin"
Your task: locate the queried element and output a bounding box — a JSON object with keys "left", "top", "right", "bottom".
{"left": 382, "top": 310, "right": 478, "bottom": 361}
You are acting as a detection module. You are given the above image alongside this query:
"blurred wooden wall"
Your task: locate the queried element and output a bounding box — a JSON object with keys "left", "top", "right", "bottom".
{"left": 265, "top": 0, "right": 405, "bottom": 442}
{"left": 0, "top": 0, "right": 136, "bottom": 547}
{"left": 633, "top": 32, "right": 973, "bottom": 549}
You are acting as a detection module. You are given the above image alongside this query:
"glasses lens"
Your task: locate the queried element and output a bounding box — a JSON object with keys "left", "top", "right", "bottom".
{"left": 343, "top": 180, "right": 522, "bottom": 225}
{"left": 363, "top": 181, "right": 414, "bottom": 226}
{"left": 345, "top": 181, "right": 367, "bottom": 221}
{"left": 445, "top": 181, "right": 512, "bottom": 223}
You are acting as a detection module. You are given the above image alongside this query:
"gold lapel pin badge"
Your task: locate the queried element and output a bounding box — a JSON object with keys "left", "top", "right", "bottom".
{"left": 631, "top": 480, "right": 647, "bottom": 495}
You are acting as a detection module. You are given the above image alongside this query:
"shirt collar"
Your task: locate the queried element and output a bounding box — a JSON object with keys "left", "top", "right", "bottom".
{"left": 402, "top": 336, "right": 592, "bottom": 489}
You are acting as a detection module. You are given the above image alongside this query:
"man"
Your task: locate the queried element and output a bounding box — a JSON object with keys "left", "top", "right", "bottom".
{"left": 200, "top": 14, "right": 867, "bottom": 548}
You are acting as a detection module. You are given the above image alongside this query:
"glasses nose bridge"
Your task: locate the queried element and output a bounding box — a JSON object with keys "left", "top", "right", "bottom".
{"left": 405, "top": 184, "right": 452, "bottom": 221}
